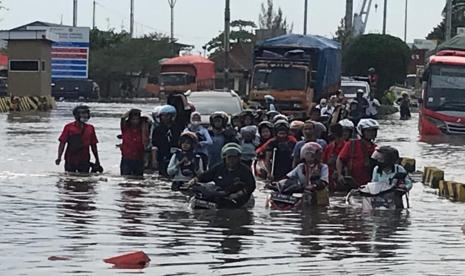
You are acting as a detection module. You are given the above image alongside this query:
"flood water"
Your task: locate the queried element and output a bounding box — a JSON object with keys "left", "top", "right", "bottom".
{"left": 1, "top": 102, "right": 465, "bottom": 275}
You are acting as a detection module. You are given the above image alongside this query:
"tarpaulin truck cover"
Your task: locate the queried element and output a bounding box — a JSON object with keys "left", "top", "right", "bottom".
{"left": 255, "top": 34, "right": 341, "bottom": 98}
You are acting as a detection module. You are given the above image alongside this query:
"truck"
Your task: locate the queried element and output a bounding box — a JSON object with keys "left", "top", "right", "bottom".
{"left": 249, "top": 34, "right": 341, "bottom": 117}
{"left": 419, "top": 35, "right": 465, "bottom": 135}
{"left": 159, "top": 55, "right": 215, "bottom": 95}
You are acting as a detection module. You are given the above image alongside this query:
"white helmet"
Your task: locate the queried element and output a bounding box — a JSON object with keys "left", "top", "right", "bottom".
{"left": 338, "top": 119, "right": 355, "bottom": 130}
{"left": 356, "top": 118, "right": 379, "bottom": 135}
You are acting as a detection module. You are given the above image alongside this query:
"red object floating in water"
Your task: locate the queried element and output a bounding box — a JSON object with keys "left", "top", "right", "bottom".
{"left": 103, "top": 251, "right": 150, "bottom": 269}
{"left": 48, "top": 256, "right": 71, "bottom": 261}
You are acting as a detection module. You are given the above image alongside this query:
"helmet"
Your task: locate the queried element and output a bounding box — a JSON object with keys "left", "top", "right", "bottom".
{"left": 300, "top": 142, "right": 323, "bottom": 162}
{"left": 152, "top": 106, "right": 163, "bottom": 122}
{"left": 290, "top": 120, "right": 305, "bottom": 130}
{"left": 221, "top": 142, "right": 242, "bottom": 158}
{"left": 258, "top": 120, "right": 273, "bottom": 131}
{"left": 357, "top": 118, "right": 379, "bottom": 135}
{"left": 240, "top": 125, "right": 257, "bottom": 137}
{"left": 273, "top": 114, "right": 288, "bottom": 124}
{"left": 274, "top": 119, "right": 290, "bottom": 132}
{"left": 266, "top": 110, "right": 280, "bottom": 120}
{"left": 128, "top": 108, "right": 141, "bottom": 119}
{"left": 371, "top": 146, "right": 399, "bottom": 166}
{"left": 72, "top": 105, "right": 90, "bottom": 120}
{"left": 210, "top": 111, "right": 229, "bottom": 127}
{"left": 240, "top": 109, "right": 255, "bottom": 118}
{"left": 231, "top": 113, "right": 241, "bottom": 123}
{"left": 313, "top": 122, "right": 327, "bottom": 137}
{"left": 159, "top": 105, "right": 177, "bottom": 116}
{"left": 190, "top": 111, "right": 201, "bottom": 122}
{"left": 338, "top": 119, "right": 355, "bottom": 130}
{"left": 179, "top": 131, "right": 199, "bottom": 145}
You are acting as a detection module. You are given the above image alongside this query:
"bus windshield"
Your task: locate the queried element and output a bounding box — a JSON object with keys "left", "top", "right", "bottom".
{"left": 427, "top": 65, "right": 465, "bottom": 111}
{"left": 252, "top": 67, "right": 306, "bottom": 91}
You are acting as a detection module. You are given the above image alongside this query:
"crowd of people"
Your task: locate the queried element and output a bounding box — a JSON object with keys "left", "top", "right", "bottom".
{"left": 55, "top": 91, "right": 412, "bottom": 210}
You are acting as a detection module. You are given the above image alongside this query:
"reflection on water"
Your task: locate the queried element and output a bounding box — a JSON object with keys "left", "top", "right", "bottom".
{"left": 1, "top": 103, "right": 465, "bottom": 275}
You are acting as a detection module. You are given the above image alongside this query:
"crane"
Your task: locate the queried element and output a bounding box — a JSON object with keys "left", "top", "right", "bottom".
{"left": 352, "top": 0, "right": 373, "bottom": 37}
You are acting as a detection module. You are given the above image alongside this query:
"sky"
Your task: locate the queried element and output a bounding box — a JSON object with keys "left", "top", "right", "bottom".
{"left": 0, "top": 0, "right": 445, "bottom": 53}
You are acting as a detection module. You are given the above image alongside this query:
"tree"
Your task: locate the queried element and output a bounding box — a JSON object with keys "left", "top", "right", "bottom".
{"left": 427, "top": 0, "right": 465, "bottom": 42}
{"left": 89, "top": 29, "right": 172, "bottom": 97}
{"left": 205, "top": 20, "right": 257, "bottom": 53}
{"left": 258, "top": 0, "right": 292, "bottom": 36}
{"left": 343, "top": 34, "right": 411, "bottom": 98}
{"left": 334, "top": 18, "right": 352, "bottom": 50}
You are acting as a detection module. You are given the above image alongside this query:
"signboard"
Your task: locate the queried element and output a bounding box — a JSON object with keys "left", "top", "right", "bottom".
{"left": 27, "top": 26, "right": 90, "bottom": 79}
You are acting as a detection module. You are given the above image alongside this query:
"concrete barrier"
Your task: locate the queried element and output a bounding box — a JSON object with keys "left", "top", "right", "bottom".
{"left": 422, "top": 167, "right": 444, "bottom": 189}
{"left": 400, "top": 157, "right": 416, "bottom": 173}
{"left": 0, "top": 96, "right": 55, "bottom": 112}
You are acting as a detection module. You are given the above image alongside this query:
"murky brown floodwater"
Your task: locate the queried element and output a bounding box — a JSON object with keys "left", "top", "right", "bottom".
{"left": 1, "top": 102, "right": 465, "bottom": 275}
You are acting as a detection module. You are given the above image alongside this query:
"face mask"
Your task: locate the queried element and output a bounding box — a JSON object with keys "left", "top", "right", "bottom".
{"left": 191, "top": 121, "right": 201, "bottom": 128}
{"left": 80, "top": 117, "right": 89, "bottom": 123}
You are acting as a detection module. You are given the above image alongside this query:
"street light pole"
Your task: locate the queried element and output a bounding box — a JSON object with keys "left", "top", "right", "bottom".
{"left": 73, "top": 0, "right": 78, "bottom": 27}
{"left": 168, "top": 0, "right": 177, "bottom": 43}
{"left": 92, "top": 0, "right": 96, "bottom": 29}
{"left": 303, "top": 0, "right": 308, "bottom": 35}
{"left": 404, "top": 0, "right": 408, "bottom": 42}
{"left": 224, "top": 0, "right": 230, "bottom": 89}
{"left": 446, "top": 0, "right": 452, "bottom": 41}
{"left": 382, "top": 0, "right": 387, "bottom": 35}
{"left": 130, "top": 0, "right": 134, "bottom": 38}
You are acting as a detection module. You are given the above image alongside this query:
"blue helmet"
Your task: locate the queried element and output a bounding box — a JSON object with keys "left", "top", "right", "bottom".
{"left": 159, "top": 105, "right": 177, "bottom": 117}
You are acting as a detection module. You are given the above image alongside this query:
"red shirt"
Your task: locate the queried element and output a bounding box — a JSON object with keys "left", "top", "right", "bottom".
{"left": 322, "top": 140, "right": 345, "bottom": 188}
{"left": 59, "top": 122, "right": 98, "bottom": 165}
{"left": 338, "top": 139, "right": 376, "bottom": 187}
{"left": 121, "top": 124, "right": 145, "bottom": 160}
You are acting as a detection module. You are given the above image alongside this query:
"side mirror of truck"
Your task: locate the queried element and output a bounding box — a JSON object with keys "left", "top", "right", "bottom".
{"left": 309, "top": 70, "right": 317, "bottom": 89}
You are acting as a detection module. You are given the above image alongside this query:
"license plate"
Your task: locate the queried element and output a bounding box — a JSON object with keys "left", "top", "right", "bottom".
{"left": 271, "top": 193, "right": 299, "bottom": 205}
{"left": 191, "top": 198, "right": 217, "bottom": 209}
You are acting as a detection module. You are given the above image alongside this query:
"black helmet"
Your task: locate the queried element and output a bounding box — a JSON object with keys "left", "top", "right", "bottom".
{"left": 210, "top": 111, "right": 229, "bottom": 128}
{"left": 128, "top": 108, "right": 142, "bottom": 118}
{"left": 274, "top": 119, "right": 290, "bottom": 133}
{"left": 240, "top": 109, "right": 255, "bottom": 118}
{"left": 266, "top": 110, "right": 279, "bottom": 120}
{"left": 72, "top": 105, "right": 90, "bottom": 120}
{"left": 371, "top": 146, "right": 399, "bottom": 166}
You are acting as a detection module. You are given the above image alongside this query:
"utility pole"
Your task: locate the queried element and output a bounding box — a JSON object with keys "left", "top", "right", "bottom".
{"left": 73, "top": 0, "right": 78, "bottom": 27}
{"left": 224, "top": 0, "right": 230, "bottom": 89}
{"left": 446, "top": 0, "right": 452, "bottom": 41}
{"left": 130, "top": 0, "right": 134, "bottom": 38}
{"left": 403, "top": 0, "right": 408, "bottom": 42}
{"left": 382, "top": 0, "right": 387, "bottom": 35}
{"left": 303, "top": 0, "right": 308, "bottom": 35}
{"left": 345, "top": 0, "right": 353, "bottom": 34}
{"left": 92, "top": 0, "right": 96, "bottom": 29}
{"left": 168, "top": 0, "right": 177, "bottom": 43}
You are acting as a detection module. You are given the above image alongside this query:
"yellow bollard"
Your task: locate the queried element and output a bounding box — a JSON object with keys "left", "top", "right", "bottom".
{"left": 400, "top": 157, "right": 416, "bottom": 173}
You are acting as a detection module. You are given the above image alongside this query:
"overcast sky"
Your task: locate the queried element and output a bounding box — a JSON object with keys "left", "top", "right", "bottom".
{"left": 1, "top": 0, "right": 445, "bottom": 52}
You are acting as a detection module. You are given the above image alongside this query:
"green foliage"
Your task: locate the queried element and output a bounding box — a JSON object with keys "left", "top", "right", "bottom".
{"left": 258, "top": 0, "right": 292, "bottom": 35}
{"left": 343, "top": 34, "right": 411, "bottom": 98}
{"left": 427, "top": 0, "right": 465, "bottom": 42}
{"left": 334, "top": 18, "right": 352, "bottom": 50}
{"left": 89, "top": 29, "right": 172, "bottom": 97}
{"left": 205, "top": 20, "right": 257, "bottom": 53}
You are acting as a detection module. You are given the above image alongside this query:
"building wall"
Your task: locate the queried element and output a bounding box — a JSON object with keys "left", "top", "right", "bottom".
{"left": 8, "top": 40, "right": 51, "bottom": 96}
